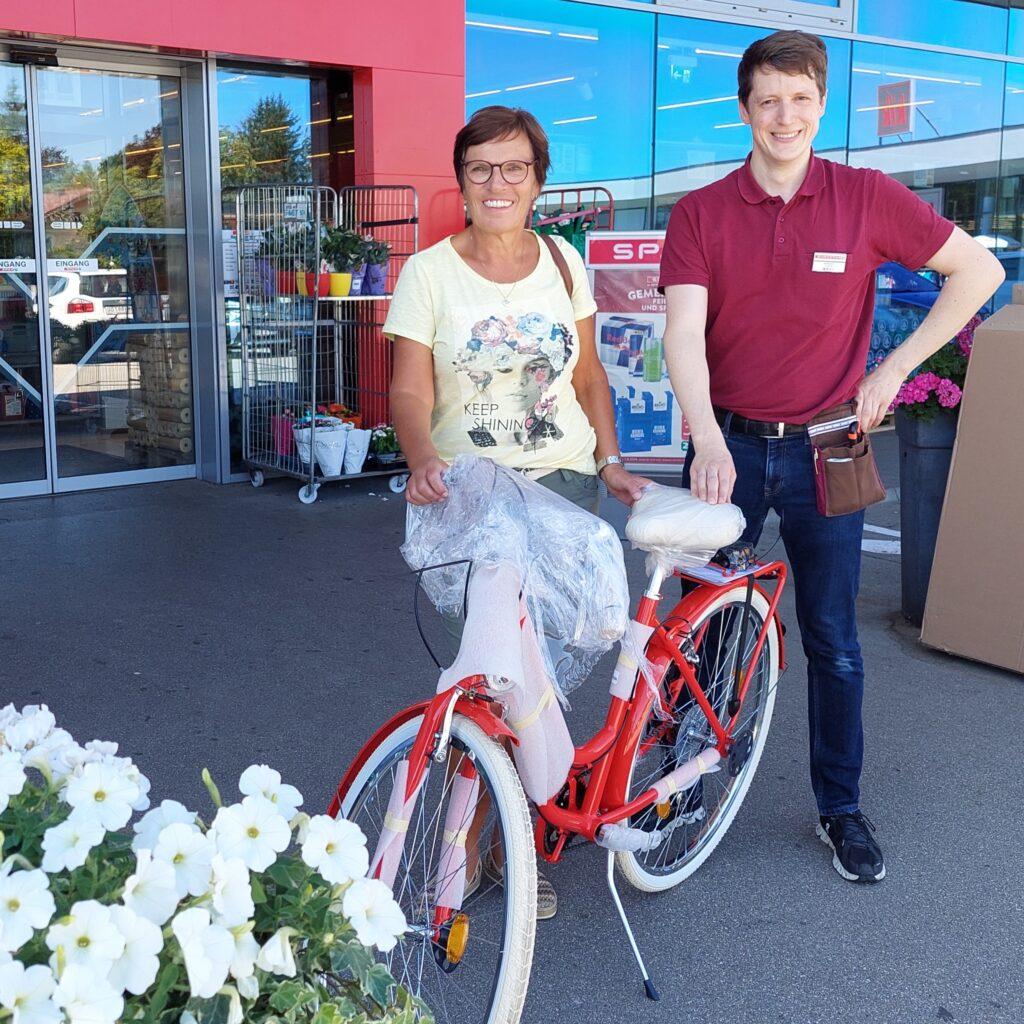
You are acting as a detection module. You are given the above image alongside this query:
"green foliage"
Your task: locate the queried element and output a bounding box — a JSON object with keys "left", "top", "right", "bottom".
{"left": 361, "top": 239, "right": 391, "bottom": 266}
{"left": 322, "top": 228, "right": 365, "bottom": 273}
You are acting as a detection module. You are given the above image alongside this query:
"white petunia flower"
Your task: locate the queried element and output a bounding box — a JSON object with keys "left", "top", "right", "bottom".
{"left": 343, "top": 878, "right": 407, "bottom": 952}
{"left": 45, "top": 900, "right": 125, "bottom": 974}
{"left": 40, "top": 817, "right": 105, "bottom": 874}
{"left": 227, "top": 925, "right": 259, "bottom": 982}
{"left": 0, "top": 703, "right": 19, "bottom": 735}
{"left": 3, "top": 707, "right": 55, "bottom": 754}
{"left": 21, "top": 729, "right": 81, "bottom": 780}
{"left": 171, "top": 908, "right": 233, "bottom": 999}
{"left": 237, "top": 973, "right": 258, "bottom": 1001}
{"left": 124, "top": 763, "right": 151, "bottom": 813}
{"left": 153, "top": 823, "right": 214, "bottom": 899}
{"left": 107, "top": 906, "right": 162, "bottom": 996}
{"left": 210, "top": 796, "right": 290, "bottom": 872}
{"left": 224, "top": 985, "right": 243, "bottom": 1024}
{"left": 300, "top": 815, "right": 368, "bottom": 885}
{"left": 0, "top": 750, "right": 26, "bottom": 815}
{"left": 209, "top": 855, "right": 253, "bottom": 928}
{"left": 122, "top": 849, "right": 180, "bottom": 926}
{"left": 64, "top": 762, "right": 139, "bottom": 832}
{"left": 131, "top": 799, "right": 197, "bottom": 854}
{"left": 238, "top": 765, "right": 303, "bottom": 820}
{"left": 254, "top": 927, "right": 296, "bottom": 977}
{"left": 53, "top": 965, "right": 122, "bottom": 1024}
{"left": 0, "top": 870, "right": 56, "bottom": 953}
{"left": 0, "top": 961, "right": 61, "bottom": 1024}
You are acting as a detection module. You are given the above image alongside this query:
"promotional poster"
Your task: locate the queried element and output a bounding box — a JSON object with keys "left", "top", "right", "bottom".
{"left": 585, "top": 231, "right": 689, "bottom": 472}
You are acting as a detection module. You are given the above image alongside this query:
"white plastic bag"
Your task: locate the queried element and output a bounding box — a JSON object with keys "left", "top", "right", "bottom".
{"left": 402, "top": 454, "right": 639, "bottom": 699}
{"left": 314, "top": 423, "right": 350, "bottom": 476}
{"left": 292, "top": 426, "right": 313, "bottom": 467}
{"left": 344, "top": 428, "right": 371, "bottom": 474}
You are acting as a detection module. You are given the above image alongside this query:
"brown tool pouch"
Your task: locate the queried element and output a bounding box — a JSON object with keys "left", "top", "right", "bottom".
{"left": 807, "top": 402, "right": 887, "bottom": 517}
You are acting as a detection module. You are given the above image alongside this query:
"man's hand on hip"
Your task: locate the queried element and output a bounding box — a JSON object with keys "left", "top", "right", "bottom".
{"left": 690, "top": 437, "right": 736, "bottom": 505}
{"left": 854, "top": 361, "right": 905, "bottom": 432}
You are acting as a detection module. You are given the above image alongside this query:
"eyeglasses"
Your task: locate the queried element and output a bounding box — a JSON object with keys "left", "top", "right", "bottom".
{"left": 462, "top": 159, "right": 536, "bottom": 185}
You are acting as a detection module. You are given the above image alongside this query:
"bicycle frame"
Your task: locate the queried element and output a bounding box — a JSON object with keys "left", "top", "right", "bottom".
{"left": 332, "top": 558, "right": 787, "bottom": 867}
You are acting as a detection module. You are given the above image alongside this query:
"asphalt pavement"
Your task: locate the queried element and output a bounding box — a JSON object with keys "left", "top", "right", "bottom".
{"left": 3, "top": 428, "right": 1021, "bottom": 1024}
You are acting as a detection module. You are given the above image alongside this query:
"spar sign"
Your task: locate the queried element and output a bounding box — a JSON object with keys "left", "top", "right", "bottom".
{"left": 585, "top": 231, "right": 689, "bottom": 471}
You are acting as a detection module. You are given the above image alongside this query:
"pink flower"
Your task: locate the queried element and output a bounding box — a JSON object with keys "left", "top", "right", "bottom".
{"left": 956, "top": 314, "right": 982, "bottom": 359}
{"left": 935, "top": 378, "right": 962, "bottom": 408}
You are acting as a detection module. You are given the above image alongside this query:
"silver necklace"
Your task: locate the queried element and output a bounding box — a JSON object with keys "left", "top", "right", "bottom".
{"left": 493, "top": 278, "right": 519, "bottom": 306}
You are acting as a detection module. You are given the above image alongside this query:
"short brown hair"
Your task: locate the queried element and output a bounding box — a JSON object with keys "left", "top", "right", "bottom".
{"left": 453, "top": 106, "right": 551, "bottom": 191}
{"left": 737, "top": 30, "right": 828, "bottom": 107}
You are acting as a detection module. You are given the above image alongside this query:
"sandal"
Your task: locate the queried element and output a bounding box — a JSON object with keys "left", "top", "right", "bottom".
{"left": 482, "top": 847, "right": 557, "bottom": 921}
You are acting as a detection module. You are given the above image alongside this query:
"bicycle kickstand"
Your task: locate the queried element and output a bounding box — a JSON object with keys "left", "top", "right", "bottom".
{"left": 605, "top": 850, "right": 660, "bottom": 1001}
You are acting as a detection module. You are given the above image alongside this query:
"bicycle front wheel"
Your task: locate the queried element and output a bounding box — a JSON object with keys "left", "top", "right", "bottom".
{"left": 617, "top": 584, "right": 780, "bottom": 892}
{"left": 340, "top": 714, "right": 536, "bottom": 1024}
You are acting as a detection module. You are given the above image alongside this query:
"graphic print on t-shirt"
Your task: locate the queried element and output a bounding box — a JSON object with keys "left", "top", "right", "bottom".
{"left": 452, "top": 312, "right": 574, "bottom": 454}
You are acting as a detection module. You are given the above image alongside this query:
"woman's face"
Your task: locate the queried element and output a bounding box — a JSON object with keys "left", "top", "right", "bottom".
{"left": 461, "top": 131, "right": 539, "bottom": 236}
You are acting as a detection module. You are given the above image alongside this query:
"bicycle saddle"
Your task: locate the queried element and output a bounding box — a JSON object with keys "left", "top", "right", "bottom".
{"left": 625, "top": 483, "right": 745, "bottom": 565}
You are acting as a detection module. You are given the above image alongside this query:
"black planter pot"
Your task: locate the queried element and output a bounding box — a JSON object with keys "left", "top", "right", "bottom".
{"left": 895, "top": 407, "right": 958, "bottom": 626}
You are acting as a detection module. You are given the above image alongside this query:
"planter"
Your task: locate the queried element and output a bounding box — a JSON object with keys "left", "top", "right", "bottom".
{"left": 895, "top": 407, "right": 958, "bottom": 626}
{"left": 297, "top": 272, "right": 331, "bottom": 297}
{"left": 327, "top": 272, "right": 352, "bottom": 298}
{"left": 373, "top": 450, "right": 400, "bottom": 464}
{"left": 364, "top": 260, "right": 389, "bottom": 295}
{"left": 276, "top": 269, "right": 297, "bottom": 294}
{"left": 350, "top": 263, "right": 366, "bottom": 296}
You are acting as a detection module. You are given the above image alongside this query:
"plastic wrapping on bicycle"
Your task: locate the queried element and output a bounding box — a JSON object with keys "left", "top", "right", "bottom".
{"left": 625, "top": 483, "right": 746, "bottom": 574}
{"left": 401, "top": 454, "right": 633, "bottom": 698}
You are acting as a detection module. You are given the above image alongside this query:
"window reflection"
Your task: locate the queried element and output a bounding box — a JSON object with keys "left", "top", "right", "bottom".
{"left": 465, "top": 0, "right": 655, "bottom": 227}
{"left": 217, "top": 66, "right": 354, "bottom": 473}
{"left": 858, "top": 0, "right": 1009, "bottom": 53}
{"left": 991, "top": 61, "right": 1024, "bottom": 308}
{"left": 653, "top": 18, "right": 849, "bottom": 224}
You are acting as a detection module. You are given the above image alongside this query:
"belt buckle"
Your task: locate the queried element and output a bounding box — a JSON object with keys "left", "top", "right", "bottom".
{"left": 776, "top": 421, "right": 785, "bottom": 438}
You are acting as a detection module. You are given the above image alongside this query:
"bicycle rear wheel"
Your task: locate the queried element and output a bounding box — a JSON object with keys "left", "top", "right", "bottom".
{"left": 339, "top": 714, "right": 536, "bottom": 1024}
{"left": 617, "top": 585, "right": 780, "bottom": 892}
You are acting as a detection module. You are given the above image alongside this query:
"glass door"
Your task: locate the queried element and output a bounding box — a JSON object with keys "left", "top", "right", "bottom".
{"left": 35, "top": 64, "right": 195, "bottom": 484}
{"left": 0, "top": 63, "right": 47, "bottom": 494}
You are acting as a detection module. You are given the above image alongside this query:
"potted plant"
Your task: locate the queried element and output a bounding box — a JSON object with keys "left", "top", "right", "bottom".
{"left": 0, "top": 703, "right": 416, "bottom": 1024}
{"left": 321, "top": 227, "right": 365, "bottom": 298}
{"left": 362, "top": 238, "right": 392, "bottom": 295}
{"left": 369, "top": 423, "right": 401, "bottom": 463}
{"left": 256, "top": 226, "right": 296, "bottom": 295}
{"left": 890, "top": 312, "right": 982, "bottom": 624}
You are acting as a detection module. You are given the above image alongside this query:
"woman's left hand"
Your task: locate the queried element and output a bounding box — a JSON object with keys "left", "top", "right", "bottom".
{"left": 601, "top": 464, "right": 653, "bottom": 507}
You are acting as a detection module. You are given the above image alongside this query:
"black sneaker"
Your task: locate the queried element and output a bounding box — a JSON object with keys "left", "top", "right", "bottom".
{"left": 816, "top": 811, "right": 886, "bottom": 883}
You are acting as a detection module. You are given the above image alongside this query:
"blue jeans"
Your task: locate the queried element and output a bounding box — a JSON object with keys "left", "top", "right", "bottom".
{"left": 683, "top": 422, "right": 866, "bottom": 817}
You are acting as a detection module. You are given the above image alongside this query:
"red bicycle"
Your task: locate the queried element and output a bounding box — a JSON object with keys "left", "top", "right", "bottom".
{"left": 330, "top": 503, "right": 787, "bottom": 1024}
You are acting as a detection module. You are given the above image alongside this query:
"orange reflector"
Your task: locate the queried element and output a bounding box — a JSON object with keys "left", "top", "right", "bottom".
{"left": 446, "top": 913, "right": 470, "bottom": 964}
{"left": 656, "top": 800, "right": 672, "bottom": 820}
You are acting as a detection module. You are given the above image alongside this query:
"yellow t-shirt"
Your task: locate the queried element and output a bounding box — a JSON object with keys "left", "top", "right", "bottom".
{"left": 382, "top": 232, "right": 599, "bottom": 474}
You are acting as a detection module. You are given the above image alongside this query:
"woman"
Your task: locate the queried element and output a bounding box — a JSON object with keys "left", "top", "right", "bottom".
{"left": 383, "top": 105, "right": 651, "bottom": 919}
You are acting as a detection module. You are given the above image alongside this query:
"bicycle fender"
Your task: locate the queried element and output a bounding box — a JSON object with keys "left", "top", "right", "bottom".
{"left": 327, "top": 695, "right": 517, "bottom": 817}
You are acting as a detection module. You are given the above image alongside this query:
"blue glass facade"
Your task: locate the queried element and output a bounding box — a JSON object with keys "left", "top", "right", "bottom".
{"left": 465, "top": 0, "right": 1024, "bottom": 317}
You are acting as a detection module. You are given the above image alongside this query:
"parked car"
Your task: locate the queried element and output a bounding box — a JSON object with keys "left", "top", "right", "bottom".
{"left": 45, "top": 269, "right": 132, "bottom": 328}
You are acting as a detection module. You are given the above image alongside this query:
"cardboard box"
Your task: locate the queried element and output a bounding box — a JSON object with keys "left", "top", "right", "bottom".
{"left": 921, "top": 304, "right": 1024, "bottom": 672}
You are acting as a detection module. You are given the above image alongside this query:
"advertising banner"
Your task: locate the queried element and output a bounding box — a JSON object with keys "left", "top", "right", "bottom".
{"left": 585, "top": 230, "right": 689, "bottom": 472}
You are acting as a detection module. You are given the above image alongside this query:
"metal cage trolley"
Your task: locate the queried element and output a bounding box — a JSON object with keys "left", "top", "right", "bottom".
{"left": 235, "top": 184, "right": 418, "bottom": 504}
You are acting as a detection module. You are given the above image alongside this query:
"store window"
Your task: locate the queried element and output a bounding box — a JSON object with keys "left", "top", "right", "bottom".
{"left": 1008, "top": 4, "right": 1024, "bottom": 56}
{"left": 465, "top": 0, "right": 655, "bottom": 228}
{"left": 653, "top": 17, "right": 850, "bottom": 223}
{"left": 991, "top": 61, "right": 1024, "bottom": 309}
{"left": 217, "top": 66, "right": 354, "bottom": 473}
{"left": 858, "top": 0, "right": 1009, "bottom": 55}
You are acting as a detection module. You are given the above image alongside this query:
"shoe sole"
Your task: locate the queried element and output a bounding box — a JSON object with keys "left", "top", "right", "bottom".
{"left": 815, "top": 824, "right": 886, "bottom": 883}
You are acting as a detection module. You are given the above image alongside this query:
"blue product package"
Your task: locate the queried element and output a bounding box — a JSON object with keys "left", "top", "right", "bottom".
{"left": 616, "top": 387, "right": 653, "bottom": 453}
{"left": 645, "top": 390, "right": 674, "bottom": 448}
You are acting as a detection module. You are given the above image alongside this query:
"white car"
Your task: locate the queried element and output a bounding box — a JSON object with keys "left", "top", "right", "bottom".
{"left": 46, "top": 269, "right": 131, "bottom": 328}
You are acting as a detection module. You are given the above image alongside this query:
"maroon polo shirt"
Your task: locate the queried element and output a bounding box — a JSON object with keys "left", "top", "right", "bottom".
{"left": 658, "top": 153, "right": 955, "bottom": 423}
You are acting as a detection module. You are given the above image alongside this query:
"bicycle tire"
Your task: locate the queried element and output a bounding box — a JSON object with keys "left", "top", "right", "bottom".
{"left": 616, "top": 585, "right": 780, "bottom": 893}
{"left": 339, "top": 714, "right": 537, "bottom": 1024}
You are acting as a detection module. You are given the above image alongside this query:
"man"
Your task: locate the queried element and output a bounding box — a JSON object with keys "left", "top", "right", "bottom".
{"left": 660, "top": 30, "right": 1003, "bottom": 883}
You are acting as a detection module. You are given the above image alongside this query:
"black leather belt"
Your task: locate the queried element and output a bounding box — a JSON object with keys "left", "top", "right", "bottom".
{"left": 714, "top": 407, "right": 806, "bottom": 438}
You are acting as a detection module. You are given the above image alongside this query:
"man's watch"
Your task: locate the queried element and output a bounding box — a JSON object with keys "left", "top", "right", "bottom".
{"left": 596, "top": 454, "right": 623, "bottom": 477}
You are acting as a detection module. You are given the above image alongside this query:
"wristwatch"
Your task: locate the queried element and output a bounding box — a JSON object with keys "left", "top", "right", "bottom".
{"left": 596, "top": 454, "right": 622, "bottom": 477}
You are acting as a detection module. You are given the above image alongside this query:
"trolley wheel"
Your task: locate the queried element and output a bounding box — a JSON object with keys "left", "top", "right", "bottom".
{"left": 388, "top": 473, "right": 409, "bottom": 494}
{"left": 249, "top": 470, "right": 265, "bottom": 488}
{"left": 298, "top": 483, "right": 319, "bottom": 505}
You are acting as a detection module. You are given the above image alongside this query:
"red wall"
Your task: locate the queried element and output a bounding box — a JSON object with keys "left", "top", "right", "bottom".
{"left": 1, "top": 0, "right": 465, "bottom": 244}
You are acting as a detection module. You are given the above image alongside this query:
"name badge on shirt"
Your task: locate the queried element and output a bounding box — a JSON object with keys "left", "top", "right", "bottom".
{"left": 812, "top": 251, "right": 848, "bottom": 273}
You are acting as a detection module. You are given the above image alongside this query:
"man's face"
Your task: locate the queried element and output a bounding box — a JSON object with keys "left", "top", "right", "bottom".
{"left": 740, "top": 66, "right": 826, "bottom": 168}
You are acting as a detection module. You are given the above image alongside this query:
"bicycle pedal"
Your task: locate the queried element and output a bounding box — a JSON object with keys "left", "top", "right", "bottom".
{"left": 596, "top": 823, "right": 665, "bottom": 853}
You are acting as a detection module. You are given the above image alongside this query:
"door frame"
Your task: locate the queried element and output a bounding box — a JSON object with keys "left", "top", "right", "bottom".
{"left": 0, "top": 42, "right": 216, "bottom": 497}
